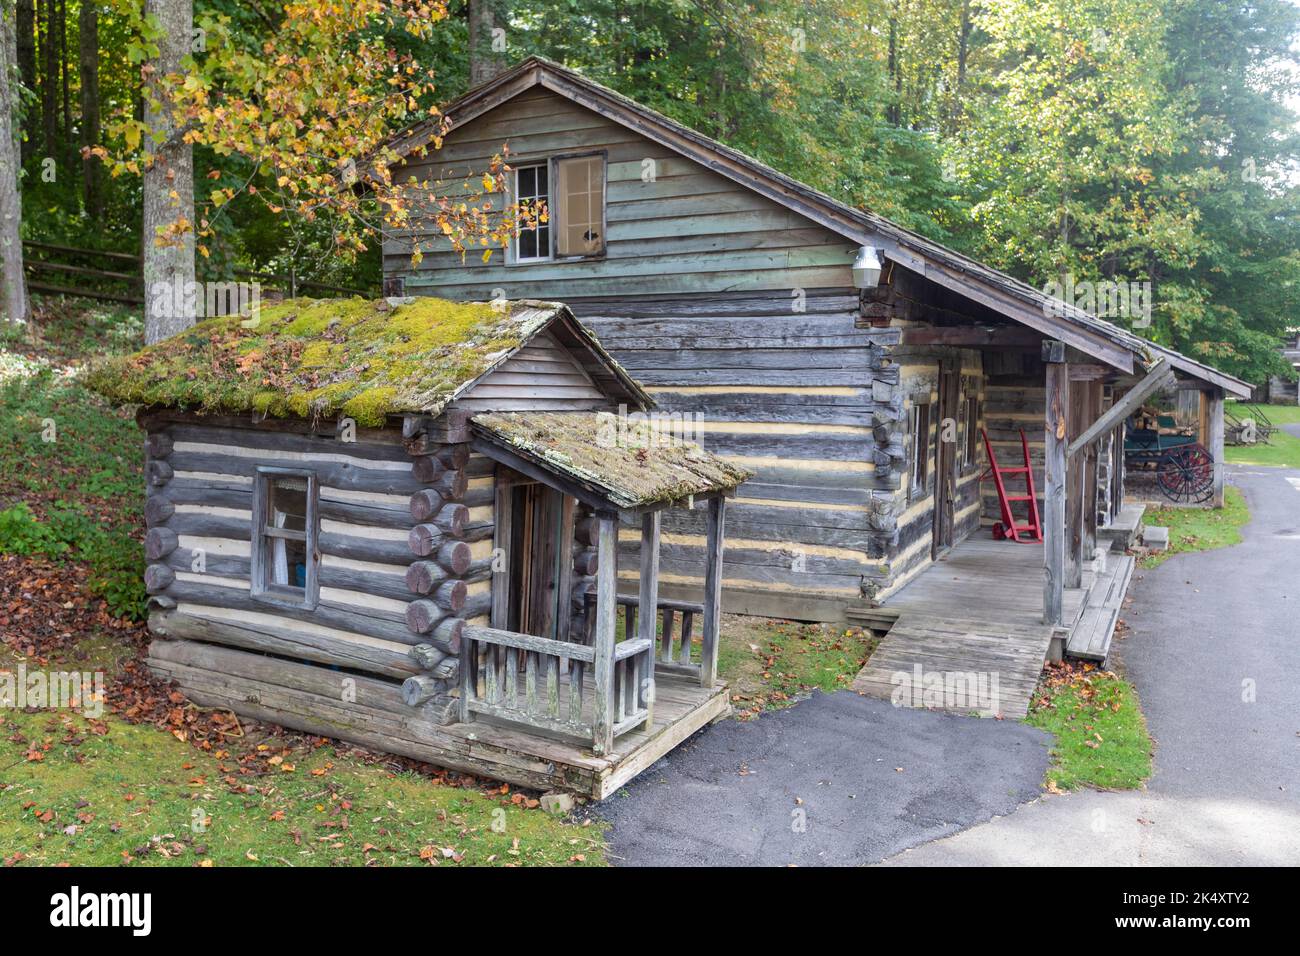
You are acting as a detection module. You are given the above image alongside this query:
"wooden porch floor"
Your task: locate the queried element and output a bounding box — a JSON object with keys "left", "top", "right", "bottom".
{"left": 850, "top": 536, "right": 1087, "bottom": 719}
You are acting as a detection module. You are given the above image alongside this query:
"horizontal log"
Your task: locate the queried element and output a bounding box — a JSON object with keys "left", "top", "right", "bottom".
{"left": 405, "top": 560, "right": 449, "bottom": 594}
{"left": 145, "top": 433, "right": 174, "bottom": 458}
{"left": 144, "top": 563, "right": 175, "bottom": 594}
{"left": 149, "top": 609, "right": 420, "bottom": 679}
{"left": 144, "top": 496, "right": 175, "bottom": 527}
{"left": 408, "top": 488, "right": 447, "bottom": 523}
{"left": 160, "top": 580, "right": 419, "bottom": 646}
{"left": 410, "top": 454, "right": 446, "bottom": 484}
{"left": 145, "top": 527, "right": 179, "bottom": 561}
{"left": 148, "top": 460, "right": 174, "bottom": 486}
{"left": 438, "top": 541, "right": 472, "bottom": 576}
{"left": 168, "top": 451, "right": 427, "bottom": 496}
{"left": 410, "top": 643, "right": 450, "bottom": 671}
{"left": 318, "top": 530, "right": 415, "bottom": 566}
{"left": 405, "top": 598, "right": 447, "bottom": 635}
{"left": 166, "top": 424, "right": 412, "bottom": 462}
{"left": 401, "top": 673, "right": 455, "bottom": 706}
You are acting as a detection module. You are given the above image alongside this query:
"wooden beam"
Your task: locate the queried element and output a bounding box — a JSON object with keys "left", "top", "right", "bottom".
{"left": 899, "top": 326, "right": 1042, "bottom": 348}
{"left": 592, "top": 516, "right": 618, "bottom": 755}
{"left": 637, "top": 511, "right": 661, "bottom": 731}
{"left": 1067, "top": 359, "right": 1173, "bottom": 459}
{"left": 1043, "top": 350, "right": 1068, "bottom": 627}
{"left": 700, "top": 497, "right": 726, "bottom": 688}
{"left": 1208, "top": 387, "right": 1225, "bottom": 508}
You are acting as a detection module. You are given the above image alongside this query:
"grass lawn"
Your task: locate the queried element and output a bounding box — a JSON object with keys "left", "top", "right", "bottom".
{"left": 0, "top": 302, "right": 605, "bottom": 867}
{"left": 716, "top": 616, "right": 878, "bottom": 718}
{"left": 1026, "top": 665, "right": 1153, "bottom": 791}
{"left": 1140, "top": 485, "right": 1249, "bottom": 569}
{"left": 0, "top": 691, "right": 600, "bottom": 867}
{"left": 1223, "top": 402, "right": 1300, "bottom": 469}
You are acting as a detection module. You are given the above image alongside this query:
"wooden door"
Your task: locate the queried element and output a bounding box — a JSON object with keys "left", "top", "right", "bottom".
{"left": 933, "top": 362, "right": 960, "bottom": 558}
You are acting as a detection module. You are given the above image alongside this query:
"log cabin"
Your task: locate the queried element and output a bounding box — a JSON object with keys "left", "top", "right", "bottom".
{"left": 377, "top": 57, "right": 1251, "bottom": 706}
{"left": 89, "top": 297, "right": 751, "bottom": 797}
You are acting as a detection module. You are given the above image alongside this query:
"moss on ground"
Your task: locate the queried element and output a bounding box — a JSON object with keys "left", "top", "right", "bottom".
{"left": 84, "top": 297, "right": 564, "bottom": 426}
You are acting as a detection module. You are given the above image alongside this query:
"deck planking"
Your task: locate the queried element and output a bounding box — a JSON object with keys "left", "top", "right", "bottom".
{"left": 851, "top": 535, "right": 1087, "bottom": 719}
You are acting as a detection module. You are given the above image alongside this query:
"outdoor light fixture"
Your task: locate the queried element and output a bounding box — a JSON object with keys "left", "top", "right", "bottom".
{"left": 852, "top": 245, "right": 883, "bottom": 289}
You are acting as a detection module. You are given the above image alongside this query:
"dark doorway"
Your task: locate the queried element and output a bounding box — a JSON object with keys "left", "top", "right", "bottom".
{"left": 503, "top": 482, "right": 575, "bottom": 640}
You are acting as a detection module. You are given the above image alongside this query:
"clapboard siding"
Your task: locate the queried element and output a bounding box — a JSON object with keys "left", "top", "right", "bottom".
{"left": 383, "top": 87, "right": 859, "bottom": 297}
{"left": 454, "top": 330, "right": 611, "bottom": 411}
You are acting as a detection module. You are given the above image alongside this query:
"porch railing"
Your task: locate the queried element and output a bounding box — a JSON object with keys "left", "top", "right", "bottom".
{"left": 459, "top": 623, "right": 651, "bottom": 743}
{"left": 607, "top": 594, "right": 708, "bottom": 681}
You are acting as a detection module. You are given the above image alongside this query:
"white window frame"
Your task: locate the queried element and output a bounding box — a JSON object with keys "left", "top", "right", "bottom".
{"left": 509, "top": 151, "right": 607, "bottom": 265}
{"left": 512, "top": 162, "right": 552, "bottom": 263}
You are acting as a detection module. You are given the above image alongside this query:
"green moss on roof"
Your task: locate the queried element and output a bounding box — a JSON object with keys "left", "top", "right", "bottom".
{"left": 474, "top": 411, "right": 752, "bottom": 509}
{"left": 84, "top": 297, "right": 569, "bottom": 427}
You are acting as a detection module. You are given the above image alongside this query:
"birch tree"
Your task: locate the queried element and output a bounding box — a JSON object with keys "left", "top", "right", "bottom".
{"left": 140, "top": 0, "right": 195, "bottom": 344}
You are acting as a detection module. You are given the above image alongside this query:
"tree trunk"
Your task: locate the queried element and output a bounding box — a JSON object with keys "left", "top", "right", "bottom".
{"left": 0, "top": 2, "right": 29, "bottom": 325}
{"left": 468, "top": 0, "right": 505, "bottom": 87}
{"left": 58, "top": 0, "right": 68, "bottom": 167}
{"left": 78, "top": 0, "right": 99, "bottom": 217}
{"left": 39, "top": 0, "right": 55, "bottom": 158}
{"left": 16, "top": 0, "right": 34, "bottom": 163}
{"left": 142, "top": 0, "right": 195, "bottom": 344}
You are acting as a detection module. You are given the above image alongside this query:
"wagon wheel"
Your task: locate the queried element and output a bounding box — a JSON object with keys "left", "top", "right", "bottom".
{"left": 1156, "top": 443, "right": 1214, "bottom": 504}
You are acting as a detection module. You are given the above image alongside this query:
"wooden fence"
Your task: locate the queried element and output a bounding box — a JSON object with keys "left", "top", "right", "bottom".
{"left": 22, "top": 240, "right": 378, "bottom": 307}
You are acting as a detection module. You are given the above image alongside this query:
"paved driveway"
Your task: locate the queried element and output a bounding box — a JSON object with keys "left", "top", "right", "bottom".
{"left": 885, "top": 467, "right": 1300, "bottom": 865}
{"left": 592, "top": 691, "right": 1052, "bottom": 866}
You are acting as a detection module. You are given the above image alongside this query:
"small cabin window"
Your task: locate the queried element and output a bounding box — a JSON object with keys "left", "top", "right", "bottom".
{"left": 512, "top": 154, "right": 606, "bottom": 263}
{"left": 962, "top": 396, "right": 980, "bottom": 469}
{"left": 514, "top": 163, "right": 552, "bottom": 261}
{"left": 554, "top": 155, "right": 605, "bottom": 257}
{"left": 251, "top": 468, "right": 319, "bottom": 609}
{"left": 910, "top": 402, "right": 931, "bottom": 497}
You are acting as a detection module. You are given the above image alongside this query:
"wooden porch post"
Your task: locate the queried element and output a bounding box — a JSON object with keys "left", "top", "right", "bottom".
{"left": 637, "top": 510, "right": 660, "bottom": 731}
{"left": 1208, "top": 386, "right": 1225, "bottom": 507}
{"left": 699, "top": 496, "right": 726, "bottom": 687}
{"left": 1043, "top": 342, "right": 1068, "bottom": 627}
{"left": 592, "top": 515, "right": 618, "bottom": 755}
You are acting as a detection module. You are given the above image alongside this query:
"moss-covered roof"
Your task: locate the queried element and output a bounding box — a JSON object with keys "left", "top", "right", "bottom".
{"left": 473, "top": 411, "right": 752, "bottom": 509}
{"left": 85, "top": 297, "right": 641, "bottom": 427}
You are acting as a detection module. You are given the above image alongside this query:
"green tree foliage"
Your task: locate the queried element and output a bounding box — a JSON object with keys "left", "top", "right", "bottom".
{"left": 11, "top": 0, "right": 1300, "bottom": 382}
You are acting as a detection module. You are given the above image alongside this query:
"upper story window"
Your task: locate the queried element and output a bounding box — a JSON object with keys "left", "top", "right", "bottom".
{"left": 513, "top": 153, "right": 606, "bottom": 263}
{"left": 514, "top": 163, "right": 551, "bottom": 261}
{"left": 251, "top": 468, "right": 319, "bottom": 609}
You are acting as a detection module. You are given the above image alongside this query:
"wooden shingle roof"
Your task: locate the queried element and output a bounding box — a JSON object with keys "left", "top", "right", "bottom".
{"left": 472, "top": 411, "right": 751, "bottom": 510}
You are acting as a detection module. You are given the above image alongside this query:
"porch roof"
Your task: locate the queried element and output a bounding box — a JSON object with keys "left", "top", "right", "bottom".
{"left": 471, "top": 411, "right": 751, "bottom": 511}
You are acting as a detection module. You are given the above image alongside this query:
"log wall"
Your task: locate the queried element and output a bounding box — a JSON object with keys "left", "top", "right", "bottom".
{"left": 140, "top": 412, "right": 493, "bottom": 725}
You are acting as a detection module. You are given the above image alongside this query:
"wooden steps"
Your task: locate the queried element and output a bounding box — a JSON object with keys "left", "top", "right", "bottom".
{"left": 1065, "top": 554, "right": 1135, "bottom": 663}
{"left": 851, "top": 611, "right": 1054, "bottom": 720}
